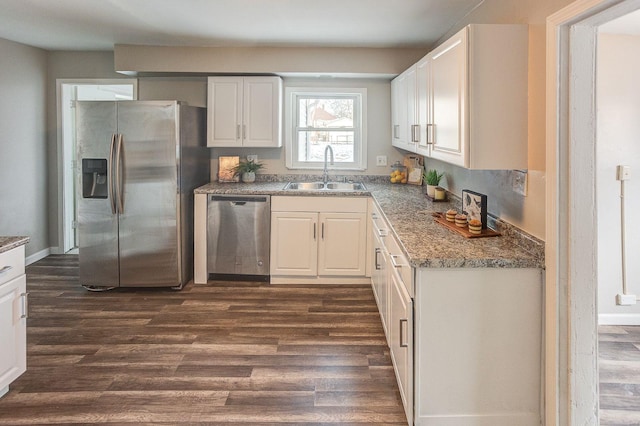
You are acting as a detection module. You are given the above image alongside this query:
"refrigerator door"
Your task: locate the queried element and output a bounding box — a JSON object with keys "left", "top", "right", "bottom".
{"left": 76, "top": 101, "right": 120, "bottom": 287}
{"left": 117, "top": 101, "right": 180, "bottom": 287}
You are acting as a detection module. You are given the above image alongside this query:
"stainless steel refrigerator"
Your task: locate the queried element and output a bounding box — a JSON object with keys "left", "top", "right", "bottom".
{"left": 76, "top": 100, "right": 209, "bottom": 290}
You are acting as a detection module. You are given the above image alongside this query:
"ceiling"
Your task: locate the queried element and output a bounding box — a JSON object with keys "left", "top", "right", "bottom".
{"left": 0, "top": 0, "right": 484, "bottom": 51}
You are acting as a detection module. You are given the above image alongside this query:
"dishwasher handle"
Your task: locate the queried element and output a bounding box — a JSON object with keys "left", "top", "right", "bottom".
{"left": 209, "top": 195, "right": 269, "bottom": 203}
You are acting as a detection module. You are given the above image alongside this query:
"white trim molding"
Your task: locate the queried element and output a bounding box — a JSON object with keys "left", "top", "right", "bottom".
{"left": 26, "top": 247, "right": 50, "bottom": 266}
{"left": 546, "top": 1, "right": 640, "bottom": 425}
{"left": 599, "top": 314, "right": 640, "bottom": 326}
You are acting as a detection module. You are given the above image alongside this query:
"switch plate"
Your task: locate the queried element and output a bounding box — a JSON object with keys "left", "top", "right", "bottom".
{"left": 512, "top": 170, "right": 527, "bottom": 196}
{"left": 617, "top": 165, "right": 630, "bottom": 181}
{"left": 376, "top": 155, "right": 387, "bottom": 166}
{"left": 247, "top": 154, "right": 258, "bottom": 162}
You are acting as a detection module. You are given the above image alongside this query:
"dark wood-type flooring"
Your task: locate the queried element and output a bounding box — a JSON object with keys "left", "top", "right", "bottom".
{"left": 0, "top": 255, "right": 407, "bottom": 425}
{"left": 600, "top": 325, "right": 640, "bottom": 425}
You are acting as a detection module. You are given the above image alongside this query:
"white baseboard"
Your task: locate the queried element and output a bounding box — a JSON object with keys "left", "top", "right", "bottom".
{"left": 598, "top": 313, "right": 640, "bottom": 326}
{"left": 26, "top": 247, "right": 51, "bottom": 266}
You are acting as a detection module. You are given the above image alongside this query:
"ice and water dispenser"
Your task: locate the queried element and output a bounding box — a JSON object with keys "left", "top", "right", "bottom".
{"left": 81, "top": 158, "right": 108, "bottom": 199}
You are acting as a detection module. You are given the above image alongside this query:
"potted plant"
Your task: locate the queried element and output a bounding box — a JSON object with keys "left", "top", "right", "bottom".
{"left": 423, "top": 169, "right": 444, "bottom": 198}
{"left": 233, "top": 159, "right": 265, "bottom": 183}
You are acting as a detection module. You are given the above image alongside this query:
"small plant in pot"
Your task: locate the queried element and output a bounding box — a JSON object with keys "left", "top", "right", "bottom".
{"left": 423, "top": 169, "right": 444, "bottom": 198}
{"left": 233, "top": 160, "right": 265, "bottom": 183}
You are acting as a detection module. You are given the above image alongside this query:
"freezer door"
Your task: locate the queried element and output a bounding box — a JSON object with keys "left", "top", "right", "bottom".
{"left": 76, "top": 101, "right": 119, "bottom": 287}
{"left": 117, "top": 101, "right": 180, "bottom": 287}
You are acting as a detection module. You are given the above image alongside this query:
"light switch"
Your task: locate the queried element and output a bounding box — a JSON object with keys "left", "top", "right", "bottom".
{"left": 376, "top": 156, "right": 387, "bottom": 166}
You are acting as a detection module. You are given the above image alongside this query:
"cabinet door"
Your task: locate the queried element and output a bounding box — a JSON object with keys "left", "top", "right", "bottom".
{"left": 270, "top": 212, "right": 318, "bottom": 276}
{"left": 318, "top": 212, "right": 367, "bottom": 276}
{"left": 371, "top": 229, "right": 389, "bottom": 341}
{"left": 389, "top": 266, "right": 413, "bottom": 425}
{"left": 243, "top": 77, "right": 282, "bottom": 147}
{"left": 429, "top": 28, "right": 468, "bottom": 167}
{"left": 415, "top": 55, "right": 431, "bottom": 156}
{"left": 0, "top": 274, "right": 26, "bottom": 395}
{"left": 391, "top": 71, "right": 409, "bottom": 149}
{"left": 207, "top": 77, "right": 243, "bottom": 147}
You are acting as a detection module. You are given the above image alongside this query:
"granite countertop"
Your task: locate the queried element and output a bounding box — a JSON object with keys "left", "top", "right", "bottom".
{"left": 195, "top": 180, "right": 544, "bottom": 269}
{"left": 0, "top": 236, "right": 30, "bottom": 254}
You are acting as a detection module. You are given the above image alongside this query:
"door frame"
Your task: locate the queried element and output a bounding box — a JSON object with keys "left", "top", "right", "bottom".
{"left": 55, "top": 79, "right": 137, "bottom": 254}
{"left": 546, "top": 0, "right": 640, "bottom": 424}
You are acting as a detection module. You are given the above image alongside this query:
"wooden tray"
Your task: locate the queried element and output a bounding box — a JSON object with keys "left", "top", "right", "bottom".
{"left": 425, "top": 193, "right": 448, "bottom": 202}
{"left": 432, "top": 213, "right": 501, "bottom": 238}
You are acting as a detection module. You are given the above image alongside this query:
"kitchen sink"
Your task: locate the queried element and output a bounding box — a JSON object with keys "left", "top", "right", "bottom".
{"left": 283, "top": 181, "right": 366, "bottom": 191}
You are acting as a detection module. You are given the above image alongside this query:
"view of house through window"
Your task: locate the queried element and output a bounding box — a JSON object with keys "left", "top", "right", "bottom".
{"left": 286, "top": 87, "right": 366, "bottom": 170}
{"left": 297, "top": 96, "right": 355, "bottom": 162}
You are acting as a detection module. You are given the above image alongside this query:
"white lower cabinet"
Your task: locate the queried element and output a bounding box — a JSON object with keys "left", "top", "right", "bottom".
{"left": 0, "top": 245, "right": 27, "bottom": 399}
{"left": 270, "top": 196, "right": 368, "bottom": 284}
{"left": 370, "top": 208, "right": 389, "bottom": 339}
{"left": 413, "top": 268, "right": 542, "bottom": 426}
{"left": 389, "top": 254, "right": 413, "bottom": 425}
{"left": 368, "top": 207, "right": 542, "bottom": 426}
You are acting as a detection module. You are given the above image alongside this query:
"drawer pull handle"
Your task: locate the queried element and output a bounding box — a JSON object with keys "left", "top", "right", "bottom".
{"left": 389, "top": 254, "right": 407, "bottom": 269}
{"left": 0, "top": 265, "right": 12, "bottom": 275}
{"left": 20, "top": 292, "right": 29, "bottom": 319}
{"left": 400, "top": 318, "right": 409, "bottom": 347}
{"left": 374, "top": 248, "right": 381, "bottom": 270}
{"left": 376, "top": 227, "right": 388, "bottom": 238}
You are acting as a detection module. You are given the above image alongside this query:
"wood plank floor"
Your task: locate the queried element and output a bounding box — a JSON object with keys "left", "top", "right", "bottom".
{"left": 600, "top": 325, "right": 640, "bottom": 425}
{"left": 0, "top": 255, "right": 407, "bottom": 425}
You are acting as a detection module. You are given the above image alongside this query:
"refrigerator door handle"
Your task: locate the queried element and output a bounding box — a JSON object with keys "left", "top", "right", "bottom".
{"left": 115, "top": 134, "right": 124, "bottom": 214}
{"left": 108, "top": 134, "right": 117, "bottom": 214}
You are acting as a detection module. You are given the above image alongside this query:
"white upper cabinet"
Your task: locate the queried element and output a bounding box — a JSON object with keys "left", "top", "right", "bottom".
{"left": 207, "top": 76, "right": 283, "bottom": 148}
{"left": 392, "top": 24, "right": 528, "bottom": 170}
{"left": 391, "top": 65, "right": 418, "bottom": 152}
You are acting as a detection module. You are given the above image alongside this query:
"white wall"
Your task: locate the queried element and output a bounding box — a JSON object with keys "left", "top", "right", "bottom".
{"left": 597, "top": 33, "right": 640, "bottom": 323}
{"left": 0, "top": 38, "right": 48, "bottom": 258}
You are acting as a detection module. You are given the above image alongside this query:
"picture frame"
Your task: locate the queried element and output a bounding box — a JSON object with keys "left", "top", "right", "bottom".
{"left": 218, "top": 156, "right": 240, "bottom": 182}
{"left": 462, "top": 189, "right": 488, "bottom": 229}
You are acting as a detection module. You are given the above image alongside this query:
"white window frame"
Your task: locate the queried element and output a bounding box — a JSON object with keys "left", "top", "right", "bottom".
{"left": 285, "top": 87, "right": 367, "bottom": 170}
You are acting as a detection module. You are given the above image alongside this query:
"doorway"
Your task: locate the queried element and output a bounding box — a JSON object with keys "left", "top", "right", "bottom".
{"left": 57, "top": 80, "right": 137, "bottom": 254}
{"left": 546, "top": 0, "right": 640, "bottom": 424}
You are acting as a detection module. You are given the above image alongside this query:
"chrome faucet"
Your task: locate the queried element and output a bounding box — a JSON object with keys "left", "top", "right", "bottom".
{"left": 323, "top": 145, "right": 334, "bottom": 184}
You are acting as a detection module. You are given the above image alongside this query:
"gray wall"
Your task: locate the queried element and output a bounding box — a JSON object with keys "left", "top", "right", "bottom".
{"left": 0, "top": 38, "right": 48, "bottom": 258}
{"left": 46, "top": 51, "right": 129, "bottom": 252}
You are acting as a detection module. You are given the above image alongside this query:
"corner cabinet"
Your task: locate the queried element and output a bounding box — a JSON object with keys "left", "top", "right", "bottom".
{"left": 0, "top": 245, "right": 27, "bottom": 399}
{"left": 270, "top": 196, "right": 369, "bottom": 284}
{"left": 207, "top": 76, "right": 283, "bottom": 148}
{"left": 368, "top": 204, "right": 542, "bottom": 425}
{"left": 391, "top": 24, "right": 528, "bottom": 170}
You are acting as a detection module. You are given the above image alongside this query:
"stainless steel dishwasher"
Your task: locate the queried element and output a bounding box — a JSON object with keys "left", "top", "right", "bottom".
{"left": 207, "top": 194, "right": 271, "bottom": 279}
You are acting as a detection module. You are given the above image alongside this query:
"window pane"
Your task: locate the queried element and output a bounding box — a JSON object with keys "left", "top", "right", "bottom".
{"left": 298, "top": 98, "right": 354, "bottom": 129}
{"left": 297, "top": 131, "right": 355, "bottom": 162}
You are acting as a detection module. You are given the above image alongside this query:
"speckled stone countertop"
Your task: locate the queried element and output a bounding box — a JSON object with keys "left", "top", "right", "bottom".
{"left": 195, "top": 180, "right": 544, "bottom": 269}
{"left": 0, "top": 236, "right": 30, "bottom": 254}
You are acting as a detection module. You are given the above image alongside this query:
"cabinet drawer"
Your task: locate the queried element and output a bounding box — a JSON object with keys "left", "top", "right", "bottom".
{"left": 0, "top": 246, "right": 25, "bottom": 286}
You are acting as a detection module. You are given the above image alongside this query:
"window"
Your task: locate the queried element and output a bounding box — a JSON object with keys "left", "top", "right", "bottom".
{"left": 285, "top": 87, "right": 367, "bottom": 170}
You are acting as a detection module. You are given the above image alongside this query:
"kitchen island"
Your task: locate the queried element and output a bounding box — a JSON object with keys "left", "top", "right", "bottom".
{"left": 0, "top": 236, "right": 28, "bottom": 399}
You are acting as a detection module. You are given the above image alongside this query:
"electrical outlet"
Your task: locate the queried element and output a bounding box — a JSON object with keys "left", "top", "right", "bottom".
{"left": 617, "top": 165, "right": 630, "bottom": 181}
{"left": 616, "top": 294, "right": 637, "bottom": 305}
{"left": 376, "top": 155, "right": 387, "bottom": 166}
{"left": 247, "top": 154, "right": 258, "bottom": 162}
{"left": 512, "top": 170, "right": 528, "bottom": 196}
